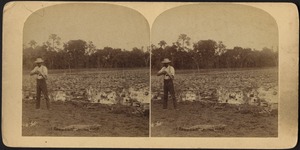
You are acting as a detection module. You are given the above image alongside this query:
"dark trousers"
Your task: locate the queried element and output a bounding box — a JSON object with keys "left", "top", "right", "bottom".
{"left": 36, "top": 79, "right": 50, "bottom": 109}
{"left": 163, "top": 79, "right": 177, "bottom": 109}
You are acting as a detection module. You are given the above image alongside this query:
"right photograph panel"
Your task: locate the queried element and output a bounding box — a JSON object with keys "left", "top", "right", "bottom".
{"left": 151, "top": 4, "right": 278, "bottom": 137}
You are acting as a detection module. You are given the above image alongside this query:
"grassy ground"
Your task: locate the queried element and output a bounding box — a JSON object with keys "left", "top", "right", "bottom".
{"left": 23, "top": 68, "right": 278, "bottom": 137}
{"left": 22, "top": 68, "right": 149, "bottom": 137}
{"left": 22, "top": 101, "right": 149, "bottom": 137}
{"left": 151, "top": 68, "right": 278, "bottom": 137}
{"left": 151, "top": 101, "right": 277, "bottom": 137}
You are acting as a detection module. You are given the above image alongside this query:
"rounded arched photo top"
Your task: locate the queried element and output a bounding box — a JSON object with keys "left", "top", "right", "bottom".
{"left": 151, "top": 3, "right": 278, "bottom": 51}
{"left": 23, "top": 3, "right": 150, "bottom": 51}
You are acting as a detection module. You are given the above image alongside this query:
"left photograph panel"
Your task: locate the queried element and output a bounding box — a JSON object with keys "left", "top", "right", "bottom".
{"left": 22, "top": 3, "right": 150, "bottom": 137}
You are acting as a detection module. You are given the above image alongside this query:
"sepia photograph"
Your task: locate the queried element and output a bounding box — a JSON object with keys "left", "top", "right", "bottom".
{"left": 151, "top": 4, "right": 279, "bottom": 137}
{"left": 2, "top": 2, "right": 298, "bottom": 148}
{"left": 22, "top": 3, "right": 150, "bottom": 137}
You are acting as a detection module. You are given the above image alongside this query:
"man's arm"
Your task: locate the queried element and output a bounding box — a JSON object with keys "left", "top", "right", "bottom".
{"left": 39, "top": 66, "right": 48, "bottom": 79}
{"left": 171, "top": 66, "right": 175, "bottom": 76}
{"left": 30, "top": 67, "right": 37, "bottom": 76}
{"left": 157, "top": 67, "right": 166, "bottom": 76}
{"left": 165, "top": 66, "right": 175, "bottom": 79}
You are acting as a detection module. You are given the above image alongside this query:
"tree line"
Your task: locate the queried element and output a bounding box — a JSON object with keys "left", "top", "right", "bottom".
{"left": 23, "top": 34, "right": 278, "bottom": 70}
{"left": 23, "top": 34, "right": 150, "bottom": 70}
{"left": 151, "top": 34, "right": 278, "bottom": 70}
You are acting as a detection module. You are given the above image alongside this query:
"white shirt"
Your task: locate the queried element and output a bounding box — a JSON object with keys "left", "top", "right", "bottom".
{"left": 158, "top": 65, "right": 175, "bottom": 80}
{"left": 31, "top": 65, "right": 48, "bottom": 79}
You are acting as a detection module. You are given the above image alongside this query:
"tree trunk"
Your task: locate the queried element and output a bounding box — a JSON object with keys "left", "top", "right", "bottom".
{"left": 51, "top": 58, "right": 53, "bottom": 69}
{"left": 68, "top": 61, "right": 71, "bottom": 73}
{"left": 86, "top": 57, "right": 89, "bottom": 68}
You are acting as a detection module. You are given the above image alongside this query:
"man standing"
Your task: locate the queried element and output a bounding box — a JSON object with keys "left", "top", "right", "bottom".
{"left": 30, "top": 58, "right": 51, "bottom": 110}
{"left": 157, "top": 58, "right": 178, "bottom": 110}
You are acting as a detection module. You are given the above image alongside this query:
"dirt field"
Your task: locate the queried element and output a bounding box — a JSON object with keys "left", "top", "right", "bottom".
{"left": 151, "top": 68, "right": 278, "bottom": 137}
{"left": 22, "top": 68, "right": 278, "bottom": 137}
{"left": 151, "top": 101, "right": 277, "bottom": 137}
{"left": 22, "top": 69, "right": 149, "bottom": 137}
{"left": 22, "top": 101, "right": 149, "bottom": 136}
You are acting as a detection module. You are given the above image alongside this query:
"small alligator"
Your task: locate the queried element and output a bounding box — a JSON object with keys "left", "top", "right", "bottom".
{"left": 53, "top": 124, "right": 102, "bottom": 131}
{"left": 178, "top": 124, "right": 226, "bottom": 131}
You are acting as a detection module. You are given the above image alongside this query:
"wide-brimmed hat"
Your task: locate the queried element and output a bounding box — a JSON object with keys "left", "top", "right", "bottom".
{"left": 161, "top": 58, "right": 171, "bottom": 64}
{"left": 35, "top": 58, "right": 44, "bottom": 63}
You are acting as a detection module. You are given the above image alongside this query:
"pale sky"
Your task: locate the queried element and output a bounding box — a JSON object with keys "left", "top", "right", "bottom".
{"left": 151, "top": 4, "right": 278, "bottom": 50}
{"left": 23, "top": 3, "right": 150, "bottom": 50}
{"left": 24, "top": 3, "right": 278, "bottom": 51}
